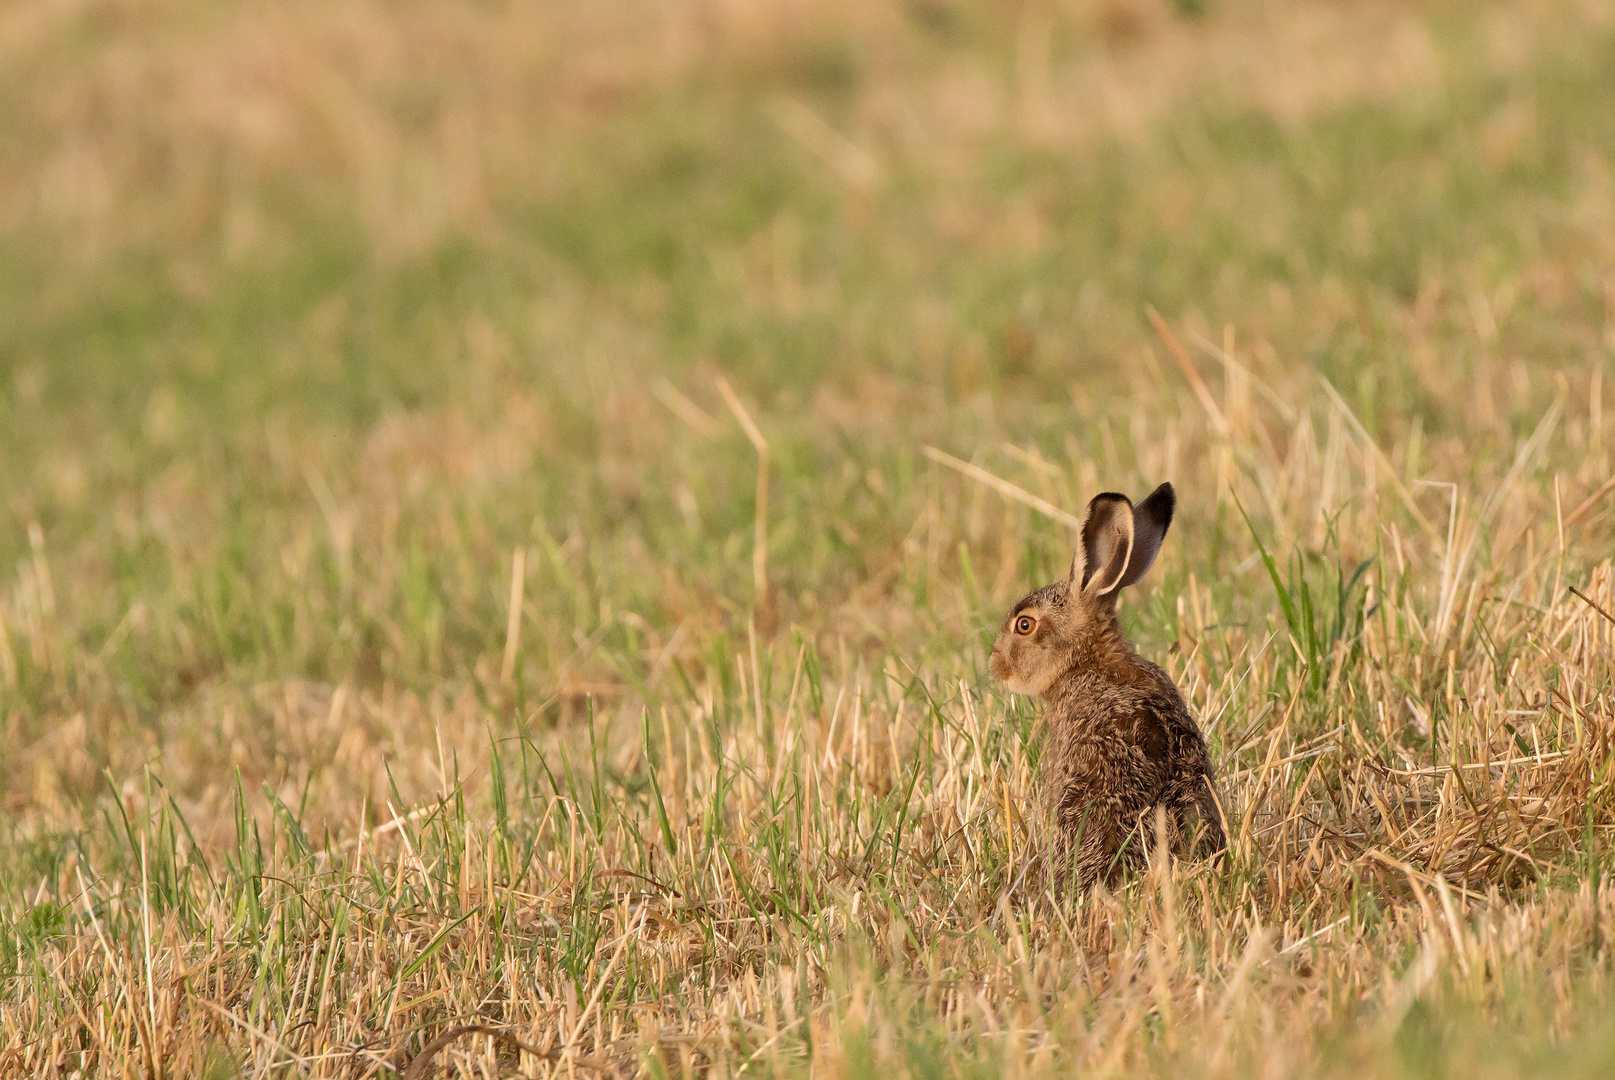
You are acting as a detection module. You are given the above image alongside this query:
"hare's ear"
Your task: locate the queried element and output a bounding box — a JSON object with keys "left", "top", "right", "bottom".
{"left": 1070, "top": 492, "right": 1135, "bottom": 598}
{"left": 1114, "top": 482, "right": 1175, "bottom": 590}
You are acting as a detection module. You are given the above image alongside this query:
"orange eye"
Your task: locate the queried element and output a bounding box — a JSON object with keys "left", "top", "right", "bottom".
{"left": 1014, "top": 615, "right": 1035, "bottom": 635}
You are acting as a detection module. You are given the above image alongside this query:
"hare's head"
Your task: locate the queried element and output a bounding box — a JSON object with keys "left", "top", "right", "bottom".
{"left": 988, "top": 483, "right": 1175, "bottom": 697}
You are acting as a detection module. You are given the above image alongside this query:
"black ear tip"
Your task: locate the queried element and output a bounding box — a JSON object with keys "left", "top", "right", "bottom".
{"left": 1142, "top": 482, "right": 1175, "bottom": 524}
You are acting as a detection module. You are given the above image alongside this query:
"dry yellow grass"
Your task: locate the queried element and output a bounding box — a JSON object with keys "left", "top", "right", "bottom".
{"left": 3, "top": 0, "right": 1615, "bottom": 1077}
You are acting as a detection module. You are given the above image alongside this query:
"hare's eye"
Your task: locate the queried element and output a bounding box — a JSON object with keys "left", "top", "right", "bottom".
{"left": 1014, "top": 615, "right": 1035, "bottom": 635}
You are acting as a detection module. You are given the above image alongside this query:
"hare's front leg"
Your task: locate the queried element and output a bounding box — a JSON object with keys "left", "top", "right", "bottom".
{"left": 1056, "top": 792, "right": 1141, "bottom": 889}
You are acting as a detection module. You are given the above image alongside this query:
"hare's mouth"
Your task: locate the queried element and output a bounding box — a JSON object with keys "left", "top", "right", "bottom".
{"left": 999, "top": 675, "right": 1039, "bottom": 696}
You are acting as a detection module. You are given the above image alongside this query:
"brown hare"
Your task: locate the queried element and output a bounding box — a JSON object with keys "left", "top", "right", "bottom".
{"left": 989, "top": 482, "right": 1226, "bottom": 889}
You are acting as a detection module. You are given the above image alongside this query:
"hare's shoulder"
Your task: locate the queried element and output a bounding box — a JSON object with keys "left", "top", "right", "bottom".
{"left": 1044, "top": 675, "right": 1172, "bottom": 797}
{"left": 1050, "top": 665, "right": 1172, "bottom": 735}
{"left": 1126, "top": 658, "right": 1220, "bottom": 795}
{"left": 1130, "top": 657, "right": 1208, "bottom": 733}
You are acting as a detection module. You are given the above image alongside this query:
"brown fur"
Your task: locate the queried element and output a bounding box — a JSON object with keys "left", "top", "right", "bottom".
{"left": 988, "top": 483, "right": 1226, "bottom": 889}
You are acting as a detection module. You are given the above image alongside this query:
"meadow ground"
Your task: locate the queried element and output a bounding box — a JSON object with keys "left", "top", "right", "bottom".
{"left": 3, "top": 0, "right": 1615, "bottom": 1075}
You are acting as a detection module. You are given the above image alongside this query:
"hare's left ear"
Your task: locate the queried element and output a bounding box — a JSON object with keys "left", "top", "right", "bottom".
{"left": 1070, "top": 492, "right": 1135, "bottom": 598}
{"left": 1113, "top": 482, "right": 1174, "bottom": 590}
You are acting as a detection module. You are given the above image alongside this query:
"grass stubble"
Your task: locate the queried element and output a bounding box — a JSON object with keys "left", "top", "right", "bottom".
{"left": 3, "top": 0, "right": 1615, "bottom": 1076}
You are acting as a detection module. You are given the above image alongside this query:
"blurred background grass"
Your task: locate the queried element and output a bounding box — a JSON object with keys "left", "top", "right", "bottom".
{"left": 3, "top": 0, "right": 1610, "bottom": 713}
{"left": 3, "top": 0, "right": 1615, "bottom": 1074}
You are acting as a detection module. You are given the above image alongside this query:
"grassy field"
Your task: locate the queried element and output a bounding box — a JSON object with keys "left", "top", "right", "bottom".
{"left": 3, "top": 0, "right": 1615, "bottom": 1075}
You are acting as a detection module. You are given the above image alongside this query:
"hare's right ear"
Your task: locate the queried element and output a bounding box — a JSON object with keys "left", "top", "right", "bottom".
{"left": 1113, "top": 482, "right": 1174, "bottom": 590}
{"left": 1070, "top": 492, "right": 1134, "bottom": 598}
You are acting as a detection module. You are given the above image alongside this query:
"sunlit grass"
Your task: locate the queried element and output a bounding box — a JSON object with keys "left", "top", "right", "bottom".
{"left": 2, "top": 0, "right": 1615, "bottom": 1076}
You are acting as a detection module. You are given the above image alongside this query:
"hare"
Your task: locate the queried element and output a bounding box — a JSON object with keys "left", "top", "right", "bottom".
{"left": 989, "top": 482, "right": 1225, "bottom": 889}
